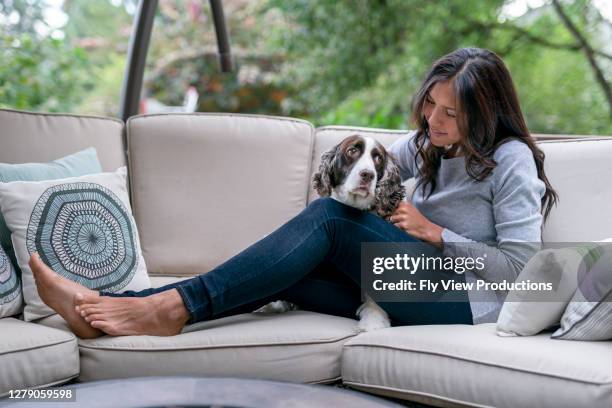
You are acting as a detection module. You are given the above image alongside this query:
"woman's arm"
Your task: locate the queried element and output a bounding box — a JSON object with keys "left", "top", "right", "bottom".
{"left": 441, "top": 141, "right": 546, "bottom": 283}
{"left": 388, "top": 132, "right": 447, "bottom": 243}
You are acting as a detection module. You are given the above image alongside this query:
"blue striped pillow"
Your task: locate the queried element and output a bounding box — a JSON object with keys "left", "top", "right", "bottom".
{"left": 0, "top": 244, "right": 22, "bottom": 317}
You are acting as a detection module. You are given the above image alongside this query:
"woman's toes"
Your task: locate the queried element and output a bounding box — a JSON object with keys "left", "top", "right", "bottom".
{"left": 28, "top": 252, "right": 41, "bottom": 269}
{"left": 80, "top": 306, "right": 100, "bottom": 317}
{"left": 85, "top": 314, "right": 105, "bottom": 323}
{"left": 75, "top": 292, "right": 99, "bottom": 306}
{"left": 90, "top": 320, "right": 115, "bottom": 334}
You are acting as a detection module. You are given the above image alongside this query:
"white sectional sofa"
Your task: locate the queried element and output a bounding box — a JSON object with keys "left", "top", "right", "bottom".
{"left": 1, "top": 108, "right": 611, "bottom": 407}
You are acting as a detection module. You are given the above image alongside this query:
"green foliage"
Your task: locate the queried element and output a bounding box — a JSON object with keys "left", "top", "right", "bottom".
{"left": 0, "top": 0, "right": 47, "bottom": 38}
{"left": 58, "top": 0, "right": 134, "bottom": 116}
{"left": 140, "top": 0, "right": 291, "bottom": 115}
{"left": 73, "top": 53, "right": 126, "bottom": 117}
{"left": 260, "top": 0, "right": 611, "bottom": 134}
{"left": 507, "top": 45, "right": 612, "bottom": 135}
{"left": 0, "top": 0, "right": 610, "bottom": 135}
{"left": 62, "top": 0, "right": 134, "bottom": 44}
{"left": 0, "top": 34, "right": 91, "bottom": 112}
{"left": 260, "top": 0, "right": 505, "bottom": 125}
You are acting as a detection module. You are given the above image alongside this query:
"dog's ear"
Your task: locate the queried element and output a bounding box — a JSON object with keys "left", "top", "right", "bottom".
{"left": 374, "top": 152, "right": 405, "bottom": 220}
{"left": 312, "top": 145, "right": 339, "bottom": 197}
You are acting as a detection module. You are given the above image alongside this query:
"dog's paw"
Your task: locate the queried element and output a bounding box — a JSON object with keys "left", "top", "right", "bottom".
{"left": 358, "top": 313, "right": 391, "bottom": 332}
{"left": 356, "top": 301, "right": 391, "bottom": 332}
{"left": 253, "top": 300, "right": 297, "bottom": 314}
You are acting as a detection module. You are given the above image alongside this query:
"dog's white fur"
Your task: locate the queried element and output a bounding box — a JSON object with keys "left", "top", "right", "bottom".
{"left": 256, "top": 136, "right": 393, "bottom": 332}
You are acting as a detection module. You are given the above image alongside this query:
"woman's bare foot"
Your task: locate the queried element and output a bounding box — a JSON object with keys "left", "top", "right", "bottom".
{"left": 29, "top": 253, "right": 103, "bottom": 339}
{"left": 74, "top": 289, "right": 189, "bottom": 336}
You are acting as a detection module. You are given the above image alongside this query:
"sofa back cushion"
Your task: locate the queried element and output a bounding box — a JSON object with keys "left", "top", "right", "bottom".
{"left": 0, "top": 109, "right": 126, "bottom": 171}
{"left": 127, "top": 113, "right": 314, "bottom": 276}
{"left": 539, "top": 138, "right": 612, "bottom": 241}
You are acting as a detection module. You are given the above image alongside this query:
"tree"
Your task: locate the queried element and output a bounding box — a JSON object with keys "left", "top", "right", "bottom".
{"left": 551, "top": 0, "right": 611, "bottom": 117}
{"left": 0, "top": 0, "right": 48, "bottom": 38}
{"left": 259, "top": 0, "right": 612, "bottom": 134}
{"left": 0, "top": 0, "right": 137, "bottom": 115}
{"left": 0, "top": 33, "right": 91, "bottom": 112}
{"left": 0, "top": 0, "right": 609, "bottom": 135}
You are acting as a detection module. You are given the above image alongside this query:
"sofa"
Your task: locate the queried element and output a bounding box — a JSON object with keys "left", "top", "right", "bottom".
{"left": 1, "top": 107, "right": 611, "bottom": 408}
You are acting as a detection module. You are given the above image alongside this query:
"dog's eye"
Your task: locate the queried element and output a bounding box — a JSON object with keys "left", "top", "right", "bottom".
{"left": 347, "top": 147, "right": 358, "bottom": 155}
{"left": 373, "top": 154, "right": 383, "bottom": 165}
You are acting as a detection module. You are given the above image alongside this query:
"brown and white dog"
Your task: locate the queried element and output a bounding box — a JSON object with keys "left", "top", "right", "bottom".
{"left": 312, "top": 134, "right": 405, "bottom": 220}
{"left": 314, "top": 134, "right": 405, "bottom": 331}
{"left": 257, "top": 135, "right": 405, "bottom": 332}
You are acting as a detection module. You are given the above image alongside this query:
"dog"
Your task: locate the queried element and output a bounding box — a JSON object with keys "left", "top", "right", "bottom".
{"left": 256, "top": 135, "right": 405, "bottom": 332}
{"left": 312, "top": 134, "right": 405, "bottom": 220}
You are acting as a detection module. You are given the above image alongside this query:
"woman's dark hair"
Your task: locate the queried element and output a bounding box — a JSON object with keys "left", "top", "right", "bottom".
{"left": 411, "top": 47, "right": 558, "bottom": 221}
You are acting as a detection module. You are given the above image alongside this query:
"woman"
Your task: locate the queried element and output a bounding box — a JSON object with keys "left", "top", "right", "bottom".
{"left": 32, "top": 48, "right": 557, "bottom": 339}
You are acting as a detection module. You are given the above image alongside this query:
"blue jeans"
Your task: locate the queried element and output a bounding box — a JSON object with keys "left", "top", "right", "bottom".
{"left": 105, "top": 198, "right": 473, "bottom": 326}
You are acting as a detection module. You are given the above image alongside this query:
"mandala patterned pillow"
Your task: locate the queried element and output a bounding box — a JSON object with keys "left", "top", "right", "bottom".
{"left": 0, "top": 167, "right": 151, "bottom": 321}
{"left": 0, "top": 147, "right": 102, "bottom": 276}
{"left": 0, "top": 244, "right": 22, "bottom": 317}
{"left": 552, "top": 241, "right": 612, "bottom": 341}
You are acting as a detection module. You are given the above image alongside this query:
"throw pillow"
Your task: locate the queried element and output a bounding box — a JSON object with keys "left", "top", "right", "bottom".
{"left": 552, "top": 241, "right": 612, "bottom": 340}
{"left": 0, "top": 167, "right": 151, "bottom": 321}
{"left": 0, "top": 244, "right": 22, "bottom": 317}
{"left": 0, "top": 147, "right": 102, "bottom": 271}
{"left": 496, "top": 244, "right": 605, "bottom": 336}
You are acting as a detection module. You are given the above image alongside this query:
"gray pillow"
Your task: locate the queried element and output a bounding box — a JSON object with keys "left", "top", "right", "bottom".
{"left": 552, "top": 242, "right": 612, "bottom": 341}
{"left": 496, "top": 246, "right": 598, "bottom": 337}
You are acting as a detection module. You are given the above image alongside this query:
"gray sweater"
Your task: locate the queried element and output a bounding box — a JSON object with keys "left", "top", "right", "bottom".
{"left": 388, "top": 131, "right": 546, "bottom": 323}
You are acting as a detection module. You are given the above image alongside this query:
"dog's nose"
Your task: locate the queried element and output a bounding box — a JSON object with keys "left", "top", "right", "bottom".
{"left": 359, "top": 170, "right": 375, "bottom": 183}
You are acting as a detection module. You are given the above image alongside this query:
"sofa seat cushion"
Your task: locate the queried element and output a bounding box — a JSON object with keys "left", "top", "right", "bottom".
{"left": 342, "top": 323, "right": 612, "bottom": 408}
{"left": 0, "top": 318, "right": 79, "bottom": 396}
{"left": 149, "top": 275, "right": 189, "bottom": 287}
{"left": 41, "top": 311, "right": 358, "bottom": 384}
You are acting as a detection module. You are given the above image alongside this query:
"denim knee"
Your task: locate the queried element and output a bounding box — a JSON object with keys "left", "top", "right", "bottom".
{"left": 306, "top": 197, "right": 346, "bottom": 219}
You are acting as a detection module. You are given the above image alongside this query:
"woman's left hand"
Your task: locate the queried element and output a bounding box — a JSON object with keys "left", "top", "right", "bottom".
{"left": 390, "top": 202, "right": 444, "bottom": 244}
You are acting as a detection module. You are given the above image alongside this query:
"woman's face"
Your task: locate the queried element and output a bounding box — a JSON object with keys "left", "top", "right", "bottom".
{"left": 422, "top": 81, "right": 462, "bottom": 148}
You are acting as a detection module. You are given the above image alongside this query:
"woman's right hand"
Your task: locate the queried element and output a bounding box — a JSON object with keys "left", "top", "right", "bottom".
{"left": 390, "top": 202, "right": 443, "bottom": 245}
